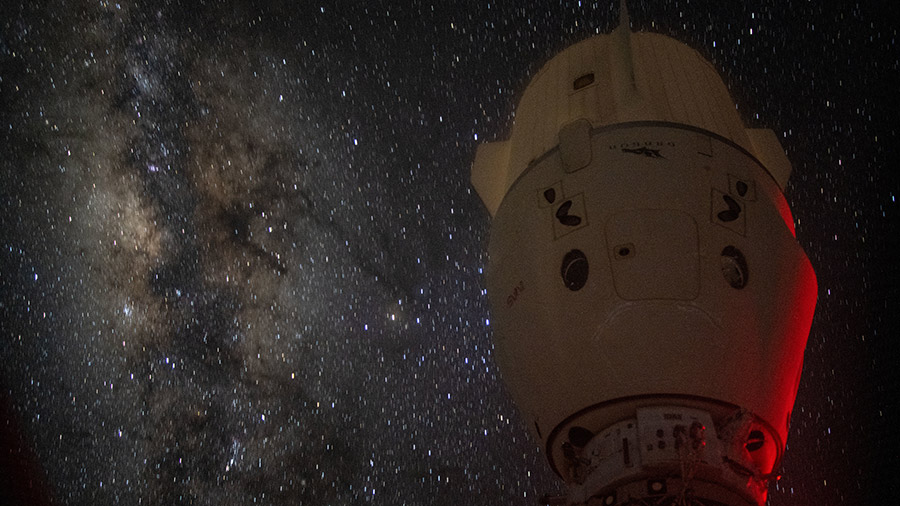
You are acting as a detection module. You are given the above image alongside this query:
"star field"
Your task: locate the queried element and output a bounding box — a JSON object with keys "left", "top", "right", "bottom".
{"left": 2, "top": 1, "right": 897, "bottom": 505}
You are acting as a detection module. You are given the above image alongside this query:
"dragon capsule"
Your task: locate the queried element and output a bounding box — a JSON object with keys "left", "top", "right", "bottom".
{"left": 471, "top": 4, "right": 817, "bottom": 505}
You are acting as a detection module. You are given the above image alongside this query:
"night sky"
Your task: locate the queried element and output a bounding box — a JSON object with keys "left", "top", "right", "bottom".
{"left": 1, "top": 1, "right": 897, "bottom": 505}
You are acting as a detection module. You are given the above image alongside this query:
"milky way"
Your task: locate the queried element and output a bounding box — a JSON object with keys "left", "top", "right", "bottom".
{"left": 2, "top": 1, "right": 897, "bottom": 505}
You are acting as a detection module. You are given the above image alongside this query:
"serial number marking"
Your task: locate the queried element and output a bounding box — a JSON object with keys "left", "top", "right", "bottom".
{"left": 506, "top": 280, "right": 525, "bottom": 307}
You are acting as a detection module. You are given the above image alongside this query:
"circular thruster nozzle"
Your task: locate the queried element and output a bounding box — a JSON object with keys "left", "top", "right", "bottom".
{"left": 561, "top": 249, "right": 589, "bottom": 291}
{"left": 721, "top": 246, "right": 749, "bottom": 289}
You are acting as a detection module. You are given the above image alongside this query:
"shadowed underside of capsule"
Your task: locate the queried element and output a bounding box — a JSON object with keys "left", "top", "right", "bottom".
{"left": 472, "top": 3, "right": 816, "bottom": 506}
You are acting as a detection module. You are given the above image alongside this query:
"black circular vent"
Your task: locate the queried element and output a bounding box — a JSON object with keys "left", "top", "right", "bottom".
{"left": 561, "top": 249, "right": 589, "bottom": 291}
{"left": 720, "top": 246, "right": 749, "bottom": 289}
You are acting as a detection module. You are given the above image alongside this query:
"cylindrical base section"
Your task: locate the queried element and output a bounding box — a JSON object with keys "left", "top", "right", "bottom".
{"left": 557, "top": 402, "right": 777, "bottom": 506}
{"left": 579, "top": 477, "right": 754, "bottom": 506}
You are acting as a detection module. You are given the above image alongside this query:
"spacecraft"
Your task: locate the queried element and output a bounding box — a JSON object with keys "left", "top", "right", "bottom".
{"left": 471, "top": 3, "right": 817, "bottom": 505}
